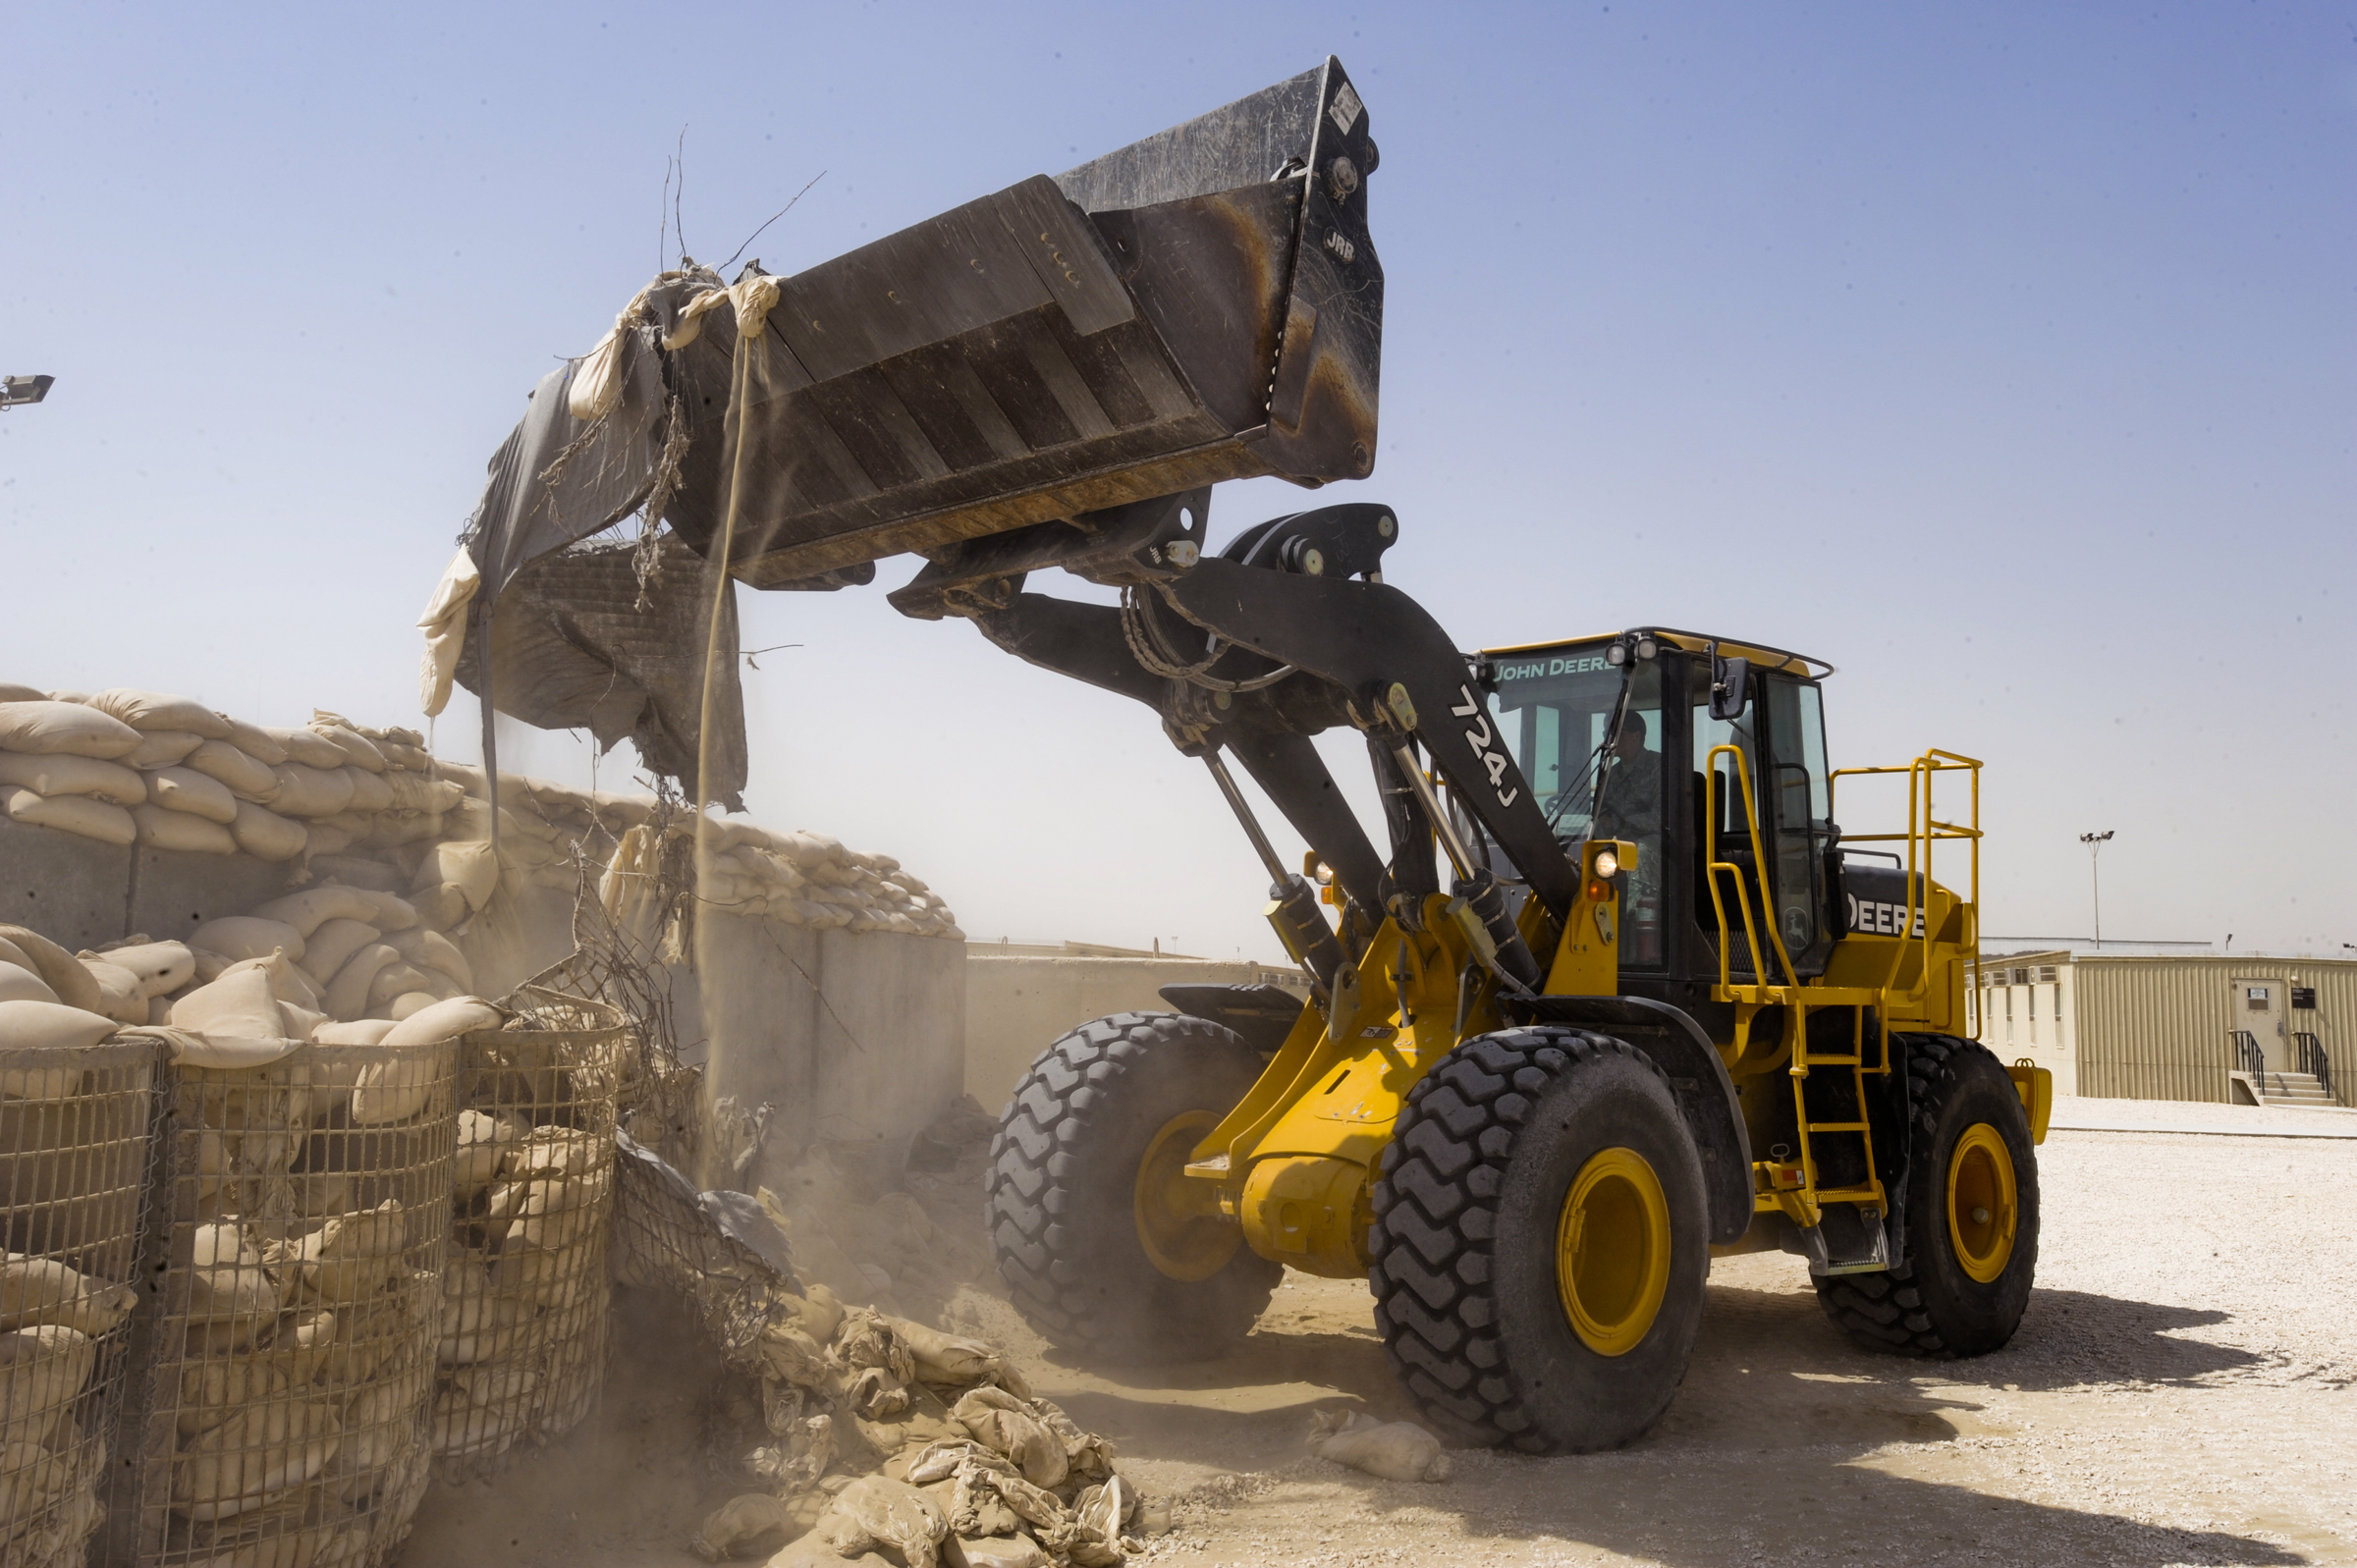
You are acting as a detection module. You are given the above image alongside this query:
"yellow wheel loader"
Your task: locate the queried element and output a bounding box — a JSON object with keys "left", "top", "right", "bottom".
{"left": 463, "top": 57, "right": 2052, "bottom": 1454}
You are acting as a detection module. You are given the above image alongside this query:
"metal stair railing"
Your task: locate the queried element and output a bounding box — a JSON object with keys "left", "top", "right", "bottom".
{"left": 2230, "top": 1029, "right": 2266, "bottom": 1084}
{"left": 2293, "top": 1032, "right": 2333, "bottom": 1100}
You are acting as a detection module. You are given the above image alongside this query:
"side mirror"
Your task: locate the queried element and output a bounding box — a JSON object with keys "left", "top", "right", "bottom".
{"left": 1710, "top": 656, "right": 1750, "bottom": 721}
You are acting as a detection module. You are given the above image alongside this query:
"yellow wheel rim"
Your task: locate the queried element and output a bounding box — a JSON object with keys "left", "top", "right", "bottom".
{"left": 1133, "top": 1111, "right": 1237, "bottom": 1282}
{"left": 1555, "top": 1147, "right": 1672, "bottom": 1357}
{"left": 1946, "top": 1122, "right": 2018, "bottom": 1284}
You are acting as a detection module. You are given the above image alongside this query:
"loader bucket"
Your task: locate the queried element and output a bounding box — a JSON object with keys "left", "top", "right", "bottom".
{"left": 660, "top": 56, "right": 1382, "bottom": 588}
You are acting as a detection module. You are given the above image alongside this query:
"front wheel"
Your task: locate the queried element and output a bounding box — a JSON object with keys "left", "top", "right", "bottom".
{"left": 1370, "top": 1028, "right": 1710, "bottom": 1453}
{"left": 986, "top": 1012, "right": 1280, "bottom": 1363}
{"left": 1815, "top": 1034, "right": 2040, "bottom": 1356}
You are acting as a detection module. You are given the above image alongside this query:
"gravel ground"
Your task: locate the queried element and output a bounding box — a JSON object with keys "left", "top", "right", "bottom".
{"left": 398, "top": 1125, "right": 2357, "bottom": 1567}
{"left": 2050, "top": 1095, "right": 2357, "bottom": 1136}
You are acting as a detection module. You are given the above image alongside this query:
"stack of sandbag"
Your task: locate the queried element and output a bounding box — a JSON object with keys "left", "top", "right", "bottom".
{"left": 601, "top": 818, "right": 963, "bottom": 940}
{"left": 187, "top": 882, "right": 474, "bottom": 1032}
{"left": 431, "top": 987, "right": 628, "bottom": 1475}
{"left": 691, "top": 1296, "right": 1149, "bottom": 1568}
{"left": 108, "top": 982, "right": 491, "bottom": 1566}
{"left": 0, "top": 988, "right": 153, "bottom": 1568}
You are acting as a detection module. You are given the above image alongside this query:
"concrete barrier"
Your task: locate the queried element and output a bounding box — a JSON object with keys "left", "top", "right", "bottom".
{"left": 964, "top": 942, "right": 1308, "bottom": 1114}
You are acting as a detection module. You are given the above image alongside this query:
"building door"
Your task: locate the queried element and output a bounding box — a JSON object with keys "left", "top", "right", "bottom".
{"left": 2234, "top": 980, "right": 2286, "bottom": 1072}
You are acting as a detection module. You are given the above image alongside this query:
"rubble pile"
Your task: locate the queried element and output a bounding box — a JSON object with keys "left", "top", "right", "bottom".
{"left": 691, "top": 1288, "right": 1155, "bottom": 1568}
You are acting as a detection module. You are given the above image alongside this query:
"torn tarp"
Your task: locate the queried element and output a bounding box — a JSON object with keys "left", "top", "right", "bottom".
{"left": 455, "top": 531, "right": 747, "bottom": 810}
{"left": 454, "top": 281, "right": 746, "bottom": 806}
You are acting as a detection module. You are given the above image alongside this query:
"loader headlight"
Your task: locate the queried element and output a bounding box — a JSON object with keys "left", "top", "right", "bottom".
{"left": 1606, "top": 643, "right": 1627, "bottom": 667}
{"left": 1592, "top": 848, "right": 1618, "bottom": 880}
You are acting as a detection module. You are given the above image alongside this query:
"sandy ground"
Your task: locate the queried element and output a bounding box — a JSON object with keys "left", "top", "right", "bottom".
{"left": 399, "top": 1124, "right": 2357, "bottom": 1568}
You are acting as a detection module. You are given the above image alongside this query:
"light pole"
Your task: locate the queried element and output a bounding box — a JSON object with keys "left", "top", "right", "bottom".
{"left": 2079, "top": 831, "right": 2113, "bottom": 948}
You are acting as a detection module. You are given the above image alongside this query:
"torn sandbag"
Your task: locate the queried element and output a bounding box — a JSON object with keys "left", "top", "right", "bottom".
{"left": 451, "top": 532, "right": 746, "bottom": 810}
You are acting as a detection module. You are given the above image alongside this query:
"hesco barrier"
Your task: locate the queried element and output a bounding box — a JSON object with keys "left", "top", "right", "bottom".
{"left": 1, "top": 1038, "right": 155, "bottom": 1568}
{"left": 430, "top": 986, "right": 626, "bottom": 1476}
{"left": 107, "top": 1039, "right": 458, "bottom": 1568}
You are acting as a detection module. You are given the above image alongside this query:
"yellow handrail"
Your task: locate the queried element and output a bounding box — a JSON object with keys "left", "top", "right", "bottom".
{"left": 1703, "top": 743, "right": 1801, "bottom": 994}
{"left": 1828, "top": 749, "right": 1983, "bottom": 1033}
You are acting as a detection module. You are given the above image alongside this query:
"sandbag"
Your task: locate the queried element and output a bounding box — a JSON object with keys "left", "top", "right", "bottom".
{"left": 365, "top": 962, "right": 435, "bottom": 1014}
{"left": 380, "top": 997, "right": 500, "bottom": 1049}
{"left": 266, "top": 763, "right": 356, "bottom": 819}
{"left": 229, "top": 798, "right": 308, "bottom": 861}
{"left": 98, "top": 940, "right": 196, "bottom": 998}
{"left": 225, "top": 951, "right": 323, "bottom": 1012}
{"left": 210, "top": 714, "right": 288, "bottom": 766}
{"left": 182, "top": 738, "right": 281, "bottom": 800}
{"left": 167, "top": 966, "right": 296, "bottom": 1066}
{"left": 1306, "top": 1409, "right": 1453, "bottom": 1483}
{"left": 1, "top": 1255, "right": 137, "bottom": 1334}
{"left": 350, "top": 1054, "right": 435, "bottom": 1124}
{"left": 312, "top": 1018, "right": 398, "bottom": 1047}
{"left": 345, "top": 888, "right": 418, "bottom": 933}
{"left": 346, "top": 768, "right": 395, "bottom": 813}
{"left": 0, "top": 961, "right": 56, "bottom": 1005}
{"left": 387, "top": 991, "right": 438, "bottom": 1020}
{"left": 124, "top": 728, "right": 206, "bottom": 769}
{"left": 384, "top": 927, "right": 473, "bottom": 992}
{"left": 0, "top": 1000, "right": 117, "bottom": 1096}
{"left": 249, "top": 887, "right": 380, "bottom": 939}
{"left": 189, "top": 917, "right": 307, "bottom": 965}
{"left": 300, "top": 920, "right": 381, "bottom": 991}
{"left": 266, "top": 728, "right": 348, "bottom": 770}
{"left": 952, "top": 1387, "right": 1066, "bottom": 1488}
{"left": 88, "top": 688, "right": 231, "bottom": 737}
{"left": 412, "top": 839, "right": 499, "bottom": 913}
{"left": 385, "top": 771, "right": 466, "bottom": 815}
{"left": 0, "top": 749, "right": 145, "bottom": 805}
{"left": 0, "top": 1323, "right": 95, "bottom": 1431}
{"left": 324, "top": 946, "right": 400, "bottom": 1023}
{"left": 310, "top": 723, "right": 387, "bottom": 773}
{"left": 2, "top": 786, "right": 137, "bottom": 846}
{"left": 0, "top": 682, "right": 42, "bottom": 704}
{"left": 77, "top": 957, "right": 149, "bottom": 1024}
{"left": 0, "top": 926, "right": 105, "bottom": 1013}
{"left": 0, "top": 700, "right": 141, "bottom": 759}
{"left": 820, "top": 1477, "right": 950, "bottom": 1568}
{"left": 133, "top": 803, "right": 238, "bottom": 855}
{"left": 147, "top": 765, "right": 241, "bottom": 824}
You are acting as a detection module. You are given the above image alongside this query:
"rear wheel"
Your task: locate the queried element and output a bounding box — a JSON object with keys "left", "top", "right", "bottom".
{"left": 1369, "top": 1028, "right": 1709, "bottom": 1453}
{"left": 1814, "top": 1035, "right": 2039, "bottom": 1356}
{"left": 986, "top": 1012, "right": 1280, "bottom": 1362}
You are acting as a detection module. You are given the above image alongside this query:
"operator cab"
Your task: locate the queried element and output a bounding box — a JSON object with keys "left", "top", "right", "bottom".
{"left": 1470, "top": 628, "right": 1843, "bottom": 991}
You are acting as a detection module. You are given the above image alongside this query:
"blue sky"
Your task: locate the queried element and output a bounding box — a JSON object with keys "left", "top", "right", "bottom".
{"left": 3, "top": 4, "right": 2352, "bottom": 959}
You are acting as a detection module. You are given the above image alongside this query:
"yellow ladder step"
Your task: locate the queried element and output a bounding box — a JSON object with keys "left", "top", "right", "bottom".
{"left": 1803, "top": 1121, "right": 1870, "bottom": 1133}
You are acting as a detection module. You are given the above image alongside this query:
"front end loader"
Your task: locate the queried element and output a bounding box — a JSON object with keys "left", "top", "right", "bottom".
{"left": 469, "top": 56, "right": 2052, "bottom": 1453}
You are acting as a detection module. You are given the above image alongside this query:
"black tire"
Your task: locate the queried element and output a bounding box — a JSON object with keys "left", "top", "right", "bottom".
{"left": 1815, "top": 1034, "right": 2040, "bottom": 1357}
{"left": 986, "top": 1011, "right": 1281, "bottom": 1362}
{"left": 1369, "top": 1028, "right": 1710, "bottom": 1453}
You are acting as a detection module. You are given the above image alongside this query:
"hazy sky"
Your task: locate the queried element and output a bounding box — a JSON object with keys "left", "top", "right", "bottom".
{"left": 4, "top": 4, "right": 2352, "bottom": 961}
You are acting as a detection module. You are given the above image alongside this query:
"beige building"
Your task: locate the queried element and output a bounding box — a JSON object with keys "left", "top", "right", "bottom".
{"left": 1969, "top": 946, "right": 2352, "bottom": 1108}
{"left": 963, "top": 941, "right": 1308, "bottom": 1113}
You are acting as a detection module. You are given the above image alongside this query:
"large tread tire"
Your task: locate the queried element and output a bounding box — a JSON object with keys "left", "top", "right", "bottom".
{"left": 986, "top": 1011, "right": 1280, "bottom": 1363}
{"left": 1815, "top": 1034, "right": 2040, "bottom": 1357}
{"left": 1369, "top": 1027, "right": 1710, "bottom": 1454}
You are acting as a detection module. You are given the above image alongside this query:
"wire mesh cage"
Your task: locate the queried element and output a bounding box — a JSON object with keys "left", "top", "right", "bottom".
{"left": 108, "top": 1039, "right": 458, "bottom": 1568}
{"left": 610, "top": 1133, "right": 801, "bottom": 1363}
{"left": 2, "top": 1037, "right": 156, "bottom": 1568}
{"left": 430, "top": 984, "right": 627, "bottom": 1478}
{"left": 547, "top": 885, "right": 703, "bottom": 1173}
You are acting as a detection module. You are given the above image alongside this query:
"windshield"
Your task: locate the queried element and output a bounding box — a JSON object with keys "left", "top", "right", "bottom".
{"left": 1485, "top": 643, "right": 1656, "bottom": 844}
{"left": 1484, "top": 641, "right": 1667, "bottom": 966}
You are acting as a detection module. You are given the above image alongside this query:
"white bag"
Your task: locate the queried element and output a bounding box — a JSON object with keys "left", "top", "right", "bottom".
{"left": 86, "top": 689, "right": 230, "bottom": 738}
{"left": 1, "top": 786, "right": 137, "bottom": 846}
{"left": 132, "top": 803, "right": 236, "bottom": 855}
{"left": 188, "top": 917, "right": 306, "bottom": 965}
{"left": 0, "top": 750, "right": 145, "bottom": 805}
{"left": 181, "top": 739, "right": 279, "bottom": 800}
{"left": 147, "top": 767, "right": 240, "bottom": 825}
{"left": 228, "top": 799, "right": 307, "bottom": 861}
{"left": 124, "top": 730, "right": 204, "bottom": 769}
{"left": 0, "top": 701, "right": 141, "bottom": 759}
